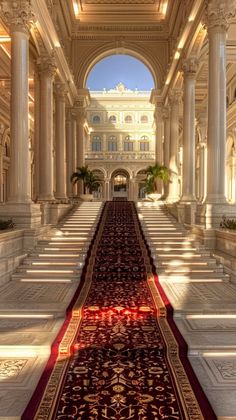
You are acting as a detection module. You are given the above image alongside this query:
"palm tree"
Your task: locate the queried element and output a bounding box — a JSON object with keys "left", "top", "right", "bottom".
{"left": 71, "top": 166, "right": 100, "bottom": 194}
{"left": 144, "top": 164, "right": 171, "bottom": 194}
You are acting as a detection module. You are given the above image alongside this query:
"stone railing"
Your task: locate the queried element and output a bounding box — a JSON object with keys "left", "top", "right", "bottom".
{"left": 85, "top": 152, "right": 155, "bottom": 161}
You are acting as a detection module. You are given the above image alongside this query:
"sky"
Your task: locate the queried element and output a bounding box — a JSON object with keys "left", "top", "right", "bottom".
{"left": 86, "top": 55, "right": 154, "bottom": 91}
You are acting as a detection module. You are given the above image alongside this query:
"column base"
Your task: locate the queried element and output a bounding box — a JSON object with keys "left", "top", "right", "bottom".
{"left": 40, "top": 202, "right": 73, "bottom": 225}
{"left": 177, "top": 202, "right": 197, "bottom": 225}
{"left": 0, "top": 203, "right": 42, "bottom": 228}
{"left": 165, "top": 196, "right": 180, "bottom": 203}
{"left": 196, "top": 202, "right": 236, "bottom": 228}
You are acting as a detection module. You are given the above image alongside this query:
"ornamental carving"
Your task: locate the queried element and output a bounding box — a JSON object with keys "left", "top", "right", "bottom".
{"left": 182, "top": 57, "right": 199, "bottom": 75}
{"left": 204, "top": 0, "right": 236, "bottom": 31}
{"left": 54, "top": 83, "right": 67, "bottom": 99}
{"left": 37, "top": 54, "right": 57, "bottom": 79}
{"left": 168, "top": 89, "right": 182, "bottom": 105}
{"left": 162, "top": 106, "right": 169, "bottom": 120}
{"left": 0, "top": 0, "right": 36, "bottom": 34}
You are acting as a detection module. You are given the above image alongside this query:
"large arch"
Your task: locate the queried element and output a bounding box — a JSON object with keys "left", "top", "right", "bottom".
{"left": 76, "top": 45, "right": 164, "bottom": 89}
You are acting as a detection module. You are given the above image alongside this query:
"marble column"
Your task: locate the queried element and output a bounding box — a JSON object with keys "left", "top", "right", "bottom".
{"left": 0, "top": 1, "right": 41, "bottom": 227}
{"left": 167, "top": 90, "right": 181, "bottom": 202}
{"left": 181, "top": 57, "right": 198, "bottom": 202}
{"left": 155, "top": 108, "right": 164, "bottom": 165}
{"left": 37, "top": 55, "right": 57, "bottom": 201}
{"left": 232, "top": 151, "right": 236, "bottom": 203}
{"left": 162, "top": 106, "right": 170, "bottom": 199}
{"left": 66, "top": 109, "right": 77, "bottom": 198}
{"left": 196, "top": 116, "right": 207, "bottom": 202}
{"left": 1, "top": 2, "right": 34, "bottom": 203}
{"left": 0, "top": 143, "right": 3, "bottom": 203}
{"left": 54, "top": 83, "right": 67, "bottom": 200}
{"left": 205, "top": 1, "right": 236, "bottom": 204}
{"left": 76, "top": 110, "right": 86, "bottom": 195}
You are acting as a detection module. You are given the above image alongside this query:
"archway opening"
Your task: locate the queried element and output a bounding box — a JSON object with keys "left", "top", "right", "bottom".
{"left": 84, "top": 53, "right": 156, "bottom": 202}
{"left": 86, "top": 54, "right": 155, "bottom": 91}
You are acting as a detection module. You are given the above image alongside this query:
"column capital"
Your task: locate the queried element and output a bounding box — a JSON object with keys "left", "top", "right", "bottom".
{"left": 37, "top": 54, "right": 57, "bottom": 79}
{"left": 162, "top": 106, "right": 170, "bottom": 120}
{"left": 54, "top": 82, "right": 67, "bottom": 100}
{"left": 182, "top": 56, "right": 199, "bottom": 77}
{"left": 204, "top": 0, "right": 236, "bottom": 32}
{"left": 168, "top": 89, "right": 182, "bottom": 106}
{"left": 74, "top": 104, "right": 86, "bottom": 125}
{"left": 0, "top": 0, "right": 36, "bottom": 34}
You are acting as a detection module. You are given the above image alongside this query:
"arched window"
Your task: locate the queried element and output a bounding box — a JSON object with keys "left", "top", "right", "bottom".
{"left": 92, "top": 135, "right": 102, "bottom": 151}
{"left": 140, "top": 135, "right": 149, "bottom": 141}
{"left": 140, "top": 135, "right": 149, "bottom": 152}
{"left": 108, "top": 135, "right": 117, "bottom": 151}
{"left": 109, "top": 115, "right": 117, "bottom": 123}
{"left": 140, "top": 115, "right": 148, "bottom": 123}
{"left": 124, "top": 135, "right": 133, "bottom": 151}
{"left": 92, "top": 115, "right": 101, "bottom": 123}
{"left": 125, "top": 115, "right": 133, "bottom": 123}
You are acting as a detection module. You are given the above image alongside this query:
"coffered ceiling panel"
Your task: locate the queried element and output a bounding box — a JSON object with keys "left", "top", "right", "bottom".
{"left": 72, "top": 0, "right": 169, "bottom": 23}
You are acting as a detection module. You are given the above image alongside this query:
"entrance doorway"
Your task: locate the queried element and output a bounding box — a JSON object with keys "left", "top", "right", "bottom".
{"left": 113, "top": 175, "right": 127, "bottom": 198}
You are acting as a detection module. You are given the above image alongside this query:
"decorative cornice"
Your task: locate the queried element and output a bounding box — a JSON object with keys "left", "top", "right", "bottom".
{"left": 204, "top": 0, "right": 236, "bottom": 32}
{"left": 0, "top": 0, "right": 36, "bottom": 34}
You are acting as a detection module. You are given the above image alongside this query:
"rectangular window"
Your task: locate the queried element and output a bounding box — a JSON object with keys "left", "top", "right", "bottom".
{"left": 92, "top": 141, "right": 101, "bottom": 152}
{"left": 124, "top": 142, "right": 133, "bottom": 152}
{"left": 140, "top": 142, "right": 149, "bottom": 151}
{"left": 108, "top": 141, "right": 117, "bottom": 152}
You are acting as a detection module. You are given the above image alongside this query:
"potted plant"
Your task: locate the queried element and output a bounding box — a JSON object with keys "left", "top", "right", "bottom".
{"left": 144, "top": 164, "right": 171, "bottom": 201}
{"left": 71, "top": 166, "right": 100, "bottom": 201}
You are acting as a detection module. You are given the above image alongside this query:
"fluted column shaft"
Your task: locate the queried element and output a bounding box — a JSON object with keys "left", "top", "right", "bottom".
{"left": 181, "top": 57, "right": 198, "bottom": 202}
{"left": 205, "top": 1, "right": 236, "bottom": 203}
{"left": 37, "top": 56, "right": 57, "bottom": 201}
{"left": 55, "top": 83, "right": 67, "bottom": 200}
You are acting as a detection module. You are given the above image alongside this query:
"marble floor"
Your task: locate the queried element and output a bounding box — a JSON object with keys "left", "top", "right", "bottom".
{"left": 137, "top": 201, "right": 236, "bottom": 420}
{"left": 0, "top": 202, "right": 103, "bottom": 420}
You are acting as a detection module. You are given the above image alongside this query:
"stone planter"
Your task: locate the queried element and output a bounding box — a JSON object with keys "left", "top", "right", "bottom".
{"left": 80, "top": 194, "right": 93, "bottom": 202}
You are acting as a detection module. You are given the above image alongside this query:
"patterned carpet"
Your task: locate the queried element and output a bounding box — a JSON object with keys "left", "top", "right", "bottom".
{"left": 23, "top": 201, "right": 216, "bottom": 420}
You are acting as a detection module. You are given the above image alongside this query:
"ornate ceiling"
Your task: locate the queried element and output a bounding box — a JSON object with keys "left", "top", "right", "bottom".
{"left": 72, "top": 0, "right": 169, "bottom": 23}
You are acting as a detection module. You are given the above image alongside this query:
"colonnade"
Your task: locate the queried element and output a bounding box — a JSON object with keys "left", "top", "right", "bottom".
{"left": 0, "top": 1, "right": 89, "bottom": 227}
{"left": 152, "top": 0, "right": 236, "bottom": 227}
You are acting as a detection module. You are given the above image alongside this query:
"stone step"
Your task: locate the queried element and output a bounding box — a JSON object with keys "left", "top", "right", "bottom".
{"left": 15, "top": 264, "right": 83, "bottom": 272}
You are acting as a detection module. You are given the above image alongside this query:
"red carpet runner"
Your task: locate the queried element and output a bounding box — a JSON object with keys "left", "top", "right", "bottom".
{"left": 23, "top": 201, "right": 216, "bottom": 420}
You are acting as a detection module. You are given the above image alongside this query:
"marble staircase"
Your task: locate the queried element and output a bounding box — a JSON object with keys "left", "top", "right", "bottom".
{"left": 0, "top": 202, "right": 103, "bottom": 419}
{"left": 137, "top": 201, "right": 236, "bottom": 420}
